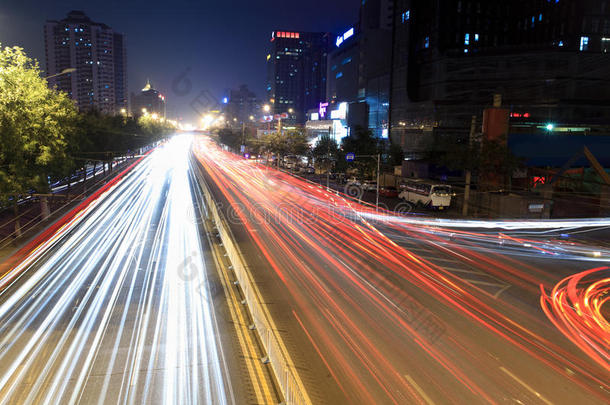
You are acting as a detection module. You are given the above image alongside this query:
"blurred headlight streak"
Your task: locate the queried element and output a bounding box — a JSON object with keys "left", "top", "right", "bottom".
{"left": 0, "top": 135, "right": 228, "bottom": 404}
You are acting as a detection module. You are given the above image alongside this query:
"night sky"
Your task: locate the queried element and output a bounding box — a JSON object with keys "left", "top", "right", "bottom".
{"left": 0, "top": 0, "right": 359, "bottom": 122}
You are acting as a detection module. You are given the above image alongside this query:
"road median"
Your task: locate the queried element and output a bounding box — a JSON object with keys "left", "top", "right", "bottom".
{"left": 190, "top": 152, "right": 312, "bottom": 405}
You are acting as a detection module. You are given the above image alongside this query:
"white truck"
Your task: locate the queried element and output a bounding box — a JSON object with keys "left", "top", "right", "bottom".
{"left": 398, "top": 180, "right": 452, "bottom": 210}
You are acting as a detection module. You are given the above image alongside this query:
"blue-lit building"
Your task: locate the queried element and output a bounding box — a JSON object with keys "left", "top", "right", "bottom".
{"left": 325, "top": 0, "right": 394, "bottom": 139}
{"left": 327, "top": 27, "right": 360, "bottom": 105}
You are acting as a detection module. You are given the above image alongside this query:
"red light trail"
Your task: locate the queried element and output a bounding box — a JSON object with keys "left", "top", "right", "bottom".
{"left": 193, "top": 137, "right": 610, "bottom": 404}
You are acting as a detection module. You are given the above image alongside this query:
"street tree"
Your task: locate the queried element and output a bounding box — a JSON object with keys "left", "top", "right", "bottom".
{"left": 312, "top": 133, "right": 339, "bottom": 172}
{"left": 218, "top": 127, "right": 241, "bottom": 152}
{"left": 261, "top": 129, "right": 310, "bottom": 165}
{"left": 0, "top": 45, "right": 78, "bottom": 231}
{"left": 341, "top": 126, "right": 380, "bottom": 178}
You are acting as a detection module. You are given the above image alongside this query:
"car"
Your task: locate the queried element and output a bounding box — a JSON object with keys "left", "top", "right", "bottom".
{"left": 361, "top": 181, "right": 378, "bottom": 192}
{"left": 398, "top": 180, "right": 452, "bottom": 209}
{"left": 379, "top": 186, "right": 399, "bottom": 198}
{"left": 346, "top": 177, "right": 360, "bottom": 186}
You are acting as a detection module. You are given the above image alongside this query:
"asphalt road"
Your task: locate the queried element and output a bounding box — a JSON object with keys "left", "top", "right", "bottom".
{"left": 0, "top": 136, "right": 269, "bottom": 404}
{"left": 194, "top": 137, "right": 610, "bottom": 404}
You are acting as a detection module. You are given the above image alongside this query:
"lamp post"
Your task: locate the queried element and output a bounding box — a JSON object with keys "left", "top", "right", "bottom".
{"left": 277, "top": 108, "right": 294, "bottom": 135}
{"left": 263, "top": 104, "right": 271, "bottom": 131}
{"left": 45, "top": 67, "right": 76, "bottom": 80}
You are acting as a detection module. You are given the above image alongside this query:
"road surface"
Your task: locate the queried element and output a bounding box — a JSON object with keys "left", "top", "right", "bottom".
{"left": 194, "top": 137, "right": 610, "bottom": 404}
{"left": 0, "top": 136, "right": 276, "bottom": 404}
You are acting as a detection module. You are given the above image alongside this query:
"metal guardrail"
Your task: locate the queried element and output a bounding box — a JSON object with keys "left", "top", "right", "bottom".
{"left": 191, "top": 157, "right": 311, "bottom": 405}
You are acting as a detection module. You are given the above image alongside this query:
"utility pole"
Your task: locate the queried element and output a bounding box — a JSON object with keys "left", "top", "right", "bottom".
{"left": 354, "top": 154, "right": 382, "bottom": 211}
{"left": 327, "top": 126, "right": 332, "bottom": 190}
{"left": 376, "top": 153, "right": 380, "bottom": 211}
{"left": 241, "top": 122, "right": 246, "bottom": 153}
{"left": 462, "top": 115, "right": 477, "bottom": 217}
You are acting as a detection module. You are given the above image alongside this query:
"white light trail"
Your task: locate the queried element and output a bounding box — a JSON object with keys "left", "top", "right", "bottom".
{"left": 0, "top": 135, "right": 228, "bottom": 404}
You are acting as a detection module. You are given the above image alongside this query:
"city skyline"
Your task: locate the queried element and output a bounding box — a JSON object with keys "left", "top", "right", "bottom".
{"left": 2, "top": 2, "right": 610, "bottom": 404}
{"left": 0, "top": 0, "right": 359, "bottom": 122}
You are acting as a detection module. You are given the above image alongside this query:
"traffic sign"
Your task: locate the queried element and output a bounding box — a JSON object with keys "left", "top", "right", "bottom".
{"left": 346, "top": 153, "right": 355, "bottom": 162}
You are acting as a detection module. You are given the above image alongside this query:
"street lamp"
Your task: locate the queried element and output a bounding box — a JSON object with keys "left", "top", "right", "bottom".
{"left": 263, "top": 105, "right": 271, "bottom": 130}
{"left": 46, "top": 68, "right": 76, "bottom": 80}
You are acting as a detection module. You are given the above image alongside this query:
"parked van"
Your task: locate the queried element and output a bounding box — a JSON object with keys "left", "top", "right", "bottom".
{"left": 398, "top": 180, "right": 452, "bottom": 209}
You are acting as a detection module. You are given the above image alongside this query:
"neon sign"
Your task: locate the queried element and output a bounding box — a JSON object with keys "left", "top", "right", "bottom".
{"left": 275, "top": 31, "right": 300, "bottom": 39}
{"left": 319, "top": 102, "right": 329, "bottom": 118}
{"left": 336, "top": 27, "right": 354, "bottom": 47}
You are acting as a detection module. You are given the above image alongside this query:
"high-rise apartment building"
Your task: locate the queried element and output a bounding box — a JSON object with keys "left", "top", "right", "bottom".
{"left": 44, "top": 11, "right": 127, "bottom": 114}
{"left": 391, "top": 0, "right": 610, "bottom": 158}
{"left": 266, "top": 30, "right": 330, "bottom": 123}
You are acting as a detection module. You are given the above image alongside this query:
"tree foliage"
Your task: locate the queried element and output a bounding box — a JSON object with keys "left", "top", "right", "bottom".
{"left": 312, "top": 133, "right": 339, "bottom": 171}
{"left": 432, "top": 133, "right": 524, "bottom": 189}
{"left": 261, "top": 129, "right": 310, "bottom": 160}
{"left": 0, "top": 45, "right": 174, "bottom": 202}
{"left": 0, "top": 45, "right": 78, "bottom": 200}
{"left": 341, "top": 126, "right": 380, "bottom": 177}
{"left": 218, "top": 127, "right": 242, "bottom": 152}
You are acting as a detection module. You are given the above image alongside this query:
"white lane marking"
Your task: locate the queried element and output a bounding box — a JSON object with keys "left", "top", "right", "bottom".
{"left": 500, "top": 366, "right": 553, "bottom": 405}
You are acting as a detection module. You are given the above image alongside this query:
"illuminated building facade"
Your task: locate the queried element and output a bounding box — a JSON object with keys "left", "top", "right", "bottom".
{"left": 131, "top": 80, "right": 166, "bottom": 118}
{"left": 266, "top": 30, "right": 330, "bottom": 123}
{"left": 44, "top": 10, "right": 127, "bottom": 114}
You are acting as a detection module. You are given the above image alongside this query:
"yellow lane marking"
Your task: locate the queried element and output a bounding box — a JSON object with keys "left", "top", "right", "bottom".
{"left": 204, "top": 217, "right": 276, "bottom": 404}
{"left": 404, "top": 374, "right": 436, "bottom": 405}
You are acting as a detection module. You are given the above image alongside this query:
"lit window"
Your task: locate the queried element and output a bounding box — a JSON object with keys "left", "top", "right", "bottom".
{"left": 475, "top": 33, "right": 480, "bottom": 41}
{"left": 402, "top": 10, "right": 410, "bottom": 23}
{"left": 336, "top": 72, "right": 343, "bottom": 79}
{"left": 424, "top": 36, "right": 430, "bottom": 48}
{"left": 602, "top": 37, "right": 610, "bottom": 53}
{"left": 580, "top": 36, "right": 589, "bottom": 51}
{"left": 464, "top": 33, "right": 470, "bottom": 45}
